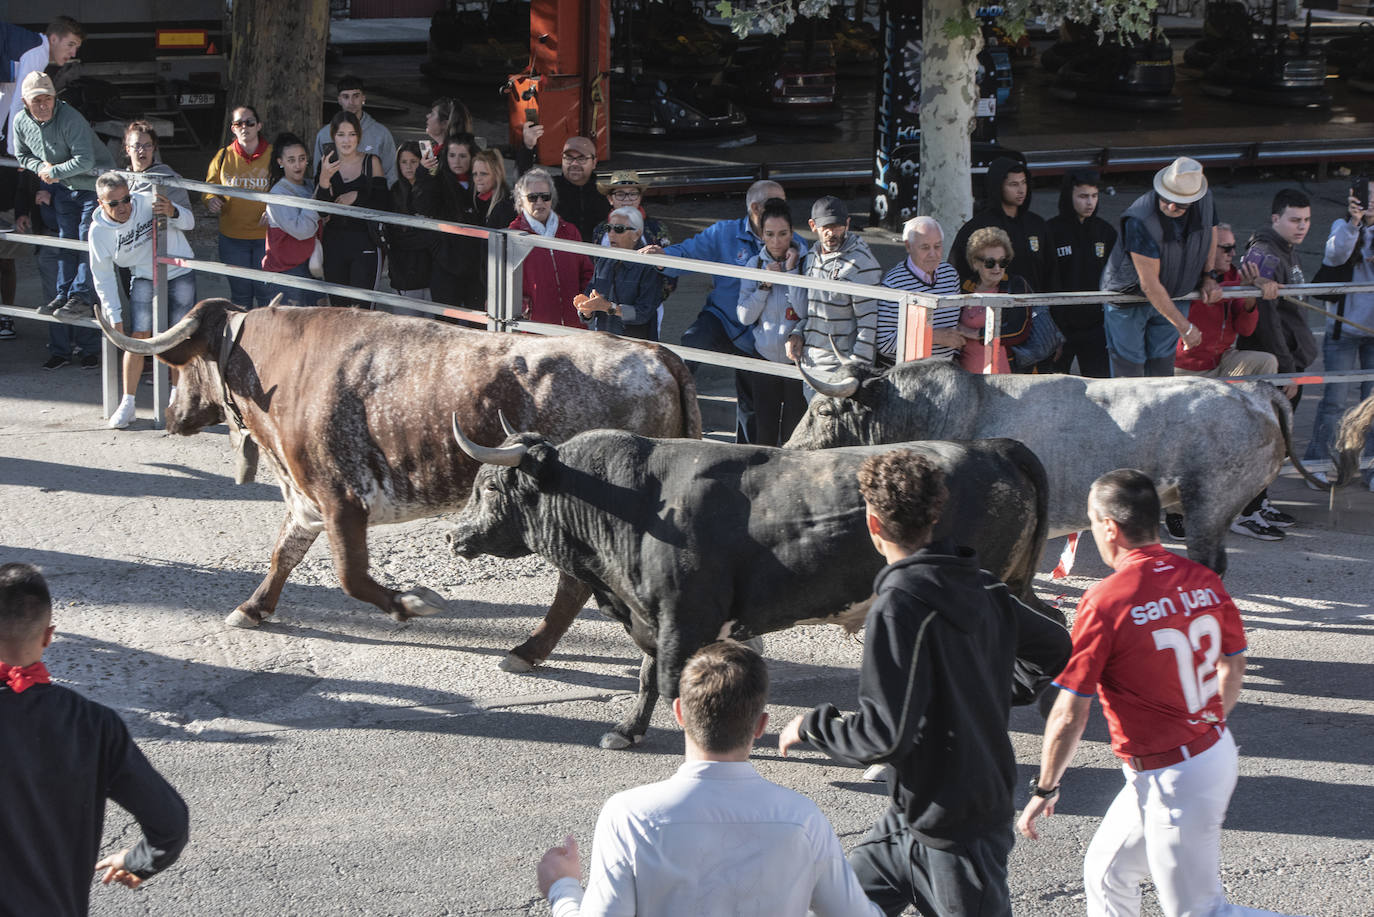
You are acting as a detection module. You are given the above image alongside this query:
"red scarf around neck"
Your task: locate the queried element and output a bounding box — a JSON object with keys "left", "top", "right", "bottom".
{"left": 0, "top": 661, "right": 50, "bottom": 693}
{"left": 232, "top": 138, "right": 267, "bottom": 162}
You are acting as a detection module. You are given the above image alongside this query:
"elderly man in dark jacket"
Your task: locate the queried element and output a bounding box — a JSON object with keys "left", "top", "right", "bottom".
{"left": 1048, "top": 169, "right": 1116, "bottom": 376}
{"left": 780, "top": 450, "right": 1072, "bottom": 917}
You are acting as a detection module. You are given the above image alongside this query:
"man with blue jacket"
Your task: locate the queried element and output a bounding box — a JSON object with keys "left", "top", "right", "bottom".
{"left": 641, "top": 179, "right": 791, "bottom": 443}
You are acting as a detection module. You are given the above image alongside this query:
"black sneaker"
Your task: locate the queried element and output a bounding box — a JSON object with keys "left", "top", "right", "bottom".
{"left": 79, "top": 353, "right": 99, "bottom": 369}
{"left": 55, "top": 298, "right": 94, "bottom": 321}
{"left": 1164, "top": 513, "right": 1186, "bottom": 539}
{"left": 1258, "top": 499, "right": 1297, "bottom": 528}
{"left": 0, "top": 318, "right": 14, "bottom": 340}
{"left": 42, "top": 354, "right": 71, "bottom": 370}
{"left": 1230, "top": 514, "right": 1284, "bottom": 541}
{"left": 37, "top": 296, "right": 65, "bottom": 316}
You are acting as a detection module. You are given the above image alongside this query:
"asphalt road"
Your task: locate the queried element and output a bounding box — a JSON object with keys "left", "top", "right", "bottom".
{"left": 1, "top": 174, "right": 1372, "bottom": 916}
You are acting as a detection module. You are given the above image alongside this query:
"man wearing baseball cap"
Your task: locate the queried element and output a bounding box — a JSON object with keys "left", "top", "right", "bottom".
{"left": 1019, "top": 469, "right": 1301, "bottom": 917}
{"left": 515, "top": 134, "right": 609, "bottom": 243}
{"left": 786, "top": 196, "right": 882, "bottom": 381}
{"left": 11, "top": 68, "right": 113, "bottom": 325}
{"left": 1100, "top": 157, "right": 1222, "bottom": 376}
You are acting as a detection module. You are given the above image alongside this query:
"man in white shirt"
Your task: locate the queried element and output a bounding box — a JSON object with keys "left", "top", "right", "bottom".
{"left": 2, "top": 15, "right": 84, "bottom": 156}
{"left": 536, "top": 641, "right": 881, "bottom": 917}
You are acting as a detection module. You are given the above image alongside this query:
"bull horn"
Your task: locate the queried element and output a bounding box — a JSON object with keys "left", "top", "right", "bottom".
{"left": 452, "top": 414, "right": 527, "bottom": 466}
{"left": 796, "top": 359, "right": 860, "bottom": 400}
{"left": 94, "top": 300, "right": 202, "bottom": 356}
{"left": 498, "top": 410, "right": 519, "bottom": 437}
{"left": 267, "top": 293, "right": 285, "bottom": 308}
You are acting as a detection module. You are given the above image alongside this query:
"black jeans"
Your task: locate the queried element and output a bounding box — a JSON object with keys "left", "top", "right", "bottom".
{"left": 752, "top": 373, "right": 806, "bottom": 447}
{"left": 1052, "top": 324, "right": 1112, "bottom": 378}
{"left": 849, "top": 808, "right": 1013, "bottom": 917}
{"left": 681, "top": 308, "right": 757, "bottom": 444}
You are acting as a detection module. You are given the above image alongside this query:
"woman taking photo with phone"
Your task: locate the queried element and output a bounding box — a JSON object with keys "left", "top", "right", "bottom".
{"left": 263, "top": 132, "right": 321, "bottom": 306}
{"left": 316, "top": 110, "right": 389, "bottom": 308}
{"left": 204, "top": 104, "right": 273, "bottom": 307}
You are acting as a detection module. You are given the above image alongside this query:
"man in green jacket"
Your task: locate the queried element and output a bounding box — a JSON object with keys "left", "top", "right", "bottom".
{"left": 12, "top": 70, "right": 112, "bottom": 323}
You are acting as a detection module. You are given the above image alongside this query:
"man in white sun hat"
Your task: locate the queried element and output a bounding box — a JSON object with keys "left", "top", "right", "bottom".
{"left": 1100, "top": 157, "right": 1222, "bottom": 377}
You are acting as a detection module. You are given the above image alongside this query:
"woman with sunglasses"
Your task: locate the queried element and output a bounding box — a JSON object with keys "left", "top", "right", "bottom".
{"left": 423, "top": 132, "right": 484, "bottom": 309}
{"left": 736, "top": 198, "right": 808, "bottom": 445}
{"left": 204, "top": 105, "right": 273, "bottom": 307}
{"left": 510, "top": 168, "right": 591, "bottom": 327}
{"left": 263, "top": 132, "right": 321, "bottom": 307}
{"left": 577, "top": 206, "right": 662, "bottom": 340}
{"left": 958, "top": 227, "right": 1032, "bottom": 374}
{"left": 316, "top": 110, "right": 389, "bottom": 309}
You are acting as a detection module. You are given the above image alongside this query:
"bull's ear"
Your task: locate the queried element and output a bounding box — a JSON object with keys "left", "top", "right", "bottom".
{"left": 523, "top": 442, "right": 560, "bottom": 486}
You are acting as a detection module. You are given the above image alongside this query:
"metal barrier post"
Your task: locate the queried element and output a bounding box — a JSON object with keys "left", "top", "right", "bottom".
{"left": 983, "top": 298, "right": 1005, "bottom": 374}
{"left": 485, "top": 231, "right": 507, "bottom": 332}
{"left": 100, "top": 330, "right": 120, "bottom": 418}
{"left": 152, "top": 212, "right": 170, "bottom": 427}
{"left": 899, "top": 295, "right": 934, "bottom": 362}
{"left": 505, "top": 234, "right": 536, "bottom": 329}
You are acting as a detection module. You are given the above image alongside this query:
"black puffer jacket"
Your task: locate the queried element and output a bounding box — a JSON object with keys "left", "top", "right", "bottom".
{"left": 800, "top": 539, "right": 1072, "bottom": 849}
{"left": 385, "top": 174, "right": 435, "bottom": 292}
{"left": 1046, "top": 170, "right": 1118, "bottom": 332}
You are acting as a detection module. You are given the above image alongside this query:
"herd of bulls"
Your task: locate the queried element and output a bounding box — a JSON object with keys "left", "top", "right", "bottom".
{"left": 96, "top": 299, "right": 1374, "bottom": 747}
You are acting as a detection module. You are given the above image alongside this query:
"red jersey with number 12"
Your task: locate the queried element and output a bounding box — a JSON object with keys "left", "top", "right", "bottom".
{"left": 1053, "top": 544, "right": 1247, "bottom": 759}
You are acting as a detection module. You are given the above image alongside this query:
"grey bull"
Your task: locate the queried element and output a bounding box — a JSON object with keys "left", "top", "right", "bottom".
{"left": 446, "top": 426, "right": 1058, "bottom": 748}
{"left": 787, "top": 359, "right": 1373, "bottom": 576}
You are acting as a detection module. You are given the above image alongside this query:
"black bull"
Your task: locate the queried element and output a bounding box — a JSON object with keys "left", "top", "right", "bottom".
{"left": 447, "top": 427, "right": 1058, "bottom": 748}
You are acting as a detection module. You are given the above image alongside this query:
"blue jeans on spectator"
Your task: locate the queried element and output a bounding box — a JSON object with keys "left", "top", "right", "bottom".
{"left": 682, "top": 307, "right": 758, "bottom": 443}
{"left": 127, "top": 274, "right": 198, "bottom": 333}
{"left": 270, "top": 261, "right": 317, "bottom": 307}
{"left": 1303, "top": 332, "right": 1374, "bottom": 473}
{"left": 1104, "top": 300, "right": 1188, "bottom": 377}
{"left": 37, "top": 226, "right": 99, "bottom": 358}
{"left": 218, "top": 234, "right": 272, "bottom": 307}
{"left": 52, "top": 185, "right": 97, "bottom": 303}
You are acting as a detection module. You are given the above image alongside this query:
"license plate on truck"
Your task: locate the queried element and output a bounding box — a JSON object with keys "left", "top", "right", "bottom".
{"left": 179, "top": 93, "right": 215, "bottom": 106}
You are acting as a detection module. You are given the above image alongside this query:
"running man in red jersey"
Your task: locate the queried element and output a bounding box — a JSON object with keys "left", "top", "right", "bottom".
{"left": 1017, "top": 469, "right": 1303, "bottom": 917}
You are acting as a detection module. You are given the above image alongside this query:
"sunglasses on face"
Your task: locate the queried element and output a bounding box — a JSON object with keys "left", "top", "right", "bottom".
{"left": 525, "top": 191, "right": 553, "bottom": 202}
{"left": 607, "top": 224, "right": 636, "bottom": 234}
{"left": 1219, "top": 244, "right": 1236, "bottom": 252}
{"left": 981, "top": 257, "right": 1011, "bottom": 269}
{"left": 231, "top": 118, "right": 257, "bottom": 128}
{"left": 101, "top": 195, "right": 132, "bottom": 209}
{"left": 1163, "top": 199, "right": 1191, "bottom": 212}
{"left": 562, "top": 152, "right": 592, "bottom": 163}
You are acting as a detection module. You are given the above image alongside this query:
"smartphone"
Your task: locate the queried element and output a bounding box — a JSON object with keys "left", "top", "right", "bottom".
{"left": 1241, "top": 248, "right": 1281, "bottom": 281}
{"left": 524, "top": 108, "right": 539, "bottom": 126}
{"left": 322, "top": 142, "right": 337, "bottom": 161}
{"left": 1352, "top": 178, "right": 1369, "bottom": 209}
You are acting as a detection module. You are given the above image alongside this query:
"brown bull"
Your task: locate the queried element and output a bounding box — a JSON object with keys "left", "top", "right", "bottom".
{"left": 97, "top": 298, "right": 701, "bottom": 670}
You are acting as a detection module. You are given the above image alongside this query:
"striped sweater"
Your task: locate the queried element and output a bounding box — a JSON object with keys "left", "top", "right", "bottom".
{"left": 798, "top": 231, "right": 883, "bottom": 372}
{"left": 879, "top": 259, "right": 963, "bottom": 361}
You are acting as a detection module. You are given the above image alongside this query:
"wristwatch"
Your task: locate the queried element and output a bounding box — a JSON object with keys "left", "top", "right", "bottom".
{"left": 1205, "top": 270, "right": 1225, "bottom": 283}
{"left": 1028, "top": 778, "right": 1059, "bottom": 798}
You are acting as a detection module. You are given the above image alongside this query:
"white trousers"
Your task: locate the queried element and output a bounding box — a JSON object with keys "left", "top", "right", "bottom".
{"left": 1084, "top": 730, "right": 1296, "bottom": 917}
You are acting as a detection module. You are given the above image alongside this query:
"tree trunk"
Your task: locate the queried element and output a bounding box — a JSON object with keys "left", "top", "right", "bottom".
{"left": 917, "top": 0, "right": 982, "bottom": 233}
{"left": 227, "top": 0, "right": 330, "bottom": 151}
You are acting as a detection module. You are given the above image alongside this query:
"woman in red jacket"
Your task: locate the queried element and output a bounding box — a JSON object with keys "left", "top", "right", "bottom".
{"left": 510, "top": 168, "right": 591, "bottom": 327}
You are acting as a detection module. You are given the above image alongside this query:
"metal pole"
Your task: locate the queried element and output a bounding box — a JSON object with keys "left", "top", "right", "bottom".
{"left": 152, "top": 211, "right": 170, "bottom": 427}
{"left": 486, "top": 231, "right": 506, "bottom": 332}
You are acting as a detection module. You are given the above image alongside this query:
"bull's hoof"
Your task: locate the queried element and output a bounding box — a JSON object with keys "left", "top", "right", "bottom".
{"left": 391, "top": 587, "right": 448, "bottom": 622}
{"left": 599, "top": 730, "right": 642, "bottom": 751}
{"left": 225, "top": 609, "right": 261, "bottom": 629}
{"left": 498, "top": 653, "right": 537, "bottom": 673}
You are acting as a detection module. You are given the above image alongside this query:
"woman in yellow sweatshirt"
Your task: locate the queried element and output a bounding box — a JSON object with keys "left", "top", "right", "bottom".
{"left": 204, "top": 104, "right": 274, "bottom": 308}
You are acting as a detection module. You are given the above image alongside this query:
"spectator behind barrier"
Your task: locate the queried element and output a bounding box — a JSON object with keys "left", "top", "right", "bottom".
{"left": 957, "top": 226, "right": 1032, "bottom": 374}
{"left": 203, "top": 104, "right": 274, "bottom": 308}
{"left": 312, "top": 75, "right": 398, "bottom": 186}
{"left": 420, "top": 96, "right": 471, "bottom": 170}
{"left": 736, "top": 198, "right": 808, "bottom": 445}
{"left": 262, "top": 132, "right": 322, "bottom": 307}
{"left": 877, "top": 216, "right": 964, "bottom": 366}
{"left": 471, "top": 148, "right": 516, "bottom": 230}
{"left": 514, "top": 134, "right": 609, "bottom": 244}
{"left": 424, "top": 132, "right": 484, "bottom": 309}
{"left": 3, "top": 15, "right": 85, "bottom": 157}
{"left": 385, "top": 141, "right": 436, "bottom": 314}
{"left": 511, "top": 168, "right": 592, "bottom": 328}
{"left": 1047, "top": 169, "right": 1116, "bottom": 377}
{"left": 577, "top": 205, "right": 661, "bottom": 340}
{"left": 538, "top": 641, "right": 882, "bottom": 917}
{"left": 315, "top": 110, "right": 390, "bottom": 310}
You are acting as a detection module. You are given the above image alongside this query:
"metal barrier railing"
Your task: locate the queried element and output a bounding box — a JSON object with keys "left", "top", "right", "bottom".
{"left": 5, "top": 155, "right": 1374, "bottom": 431}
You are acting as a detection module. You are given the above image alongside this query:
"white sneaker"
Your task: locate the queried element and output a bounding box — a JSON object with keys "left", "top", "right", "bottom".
{"left": 108, "top": 395, "right": 136, "bottom": 430}
{"left": 167, "top": 385, "right": 177, "bottom": 408}
{"left": 1305, "top": 470, "right": 1330, "bottom": 491}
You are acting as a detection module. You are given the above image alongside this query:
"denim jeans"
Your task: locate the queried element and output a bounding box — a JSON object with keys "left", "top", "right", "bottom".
{"left": 128, "top": 273, "right": 198, "bottom": 333}
{"left": 1104, "top": 300, "right": 1188, "bottom": 377}
{"left": 1303, "top": 332, "right": 1374, "bottom": 467}
{"left": 682, "top": 308, "right": 758, "bottom": 443}
{"left": 38, "top": 231, "right": 99, "bottom": 358}
{"left": 218, "top": 234, "right": 273, "bottom": 308}
{"left": 270, "top": 261, "right": 318, "bottom": 307}
{"left": 52, "top": 185, "right": 96, "bottom": 303}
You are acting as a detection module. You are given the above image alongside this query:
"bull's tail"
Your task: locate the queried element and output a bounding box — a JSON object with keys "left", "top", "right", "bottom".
{"left": 1266, "top": 385, "right": 1332, "bottom": 490}
{"left": 657, "top": 344, "right": 703, "bottom": 440}
{"left": 1001, "top": 438, "right": 1053, "bottom": 615}
{"left": 1332, "top": 393, "right": 1374, "bottom": 486}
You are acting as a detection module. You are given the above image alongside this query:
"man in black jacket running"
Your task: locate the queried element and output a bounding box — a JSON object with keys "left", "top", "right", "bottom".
{"left": 780, "top": 450, "right": 1072, "bottom": 917}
